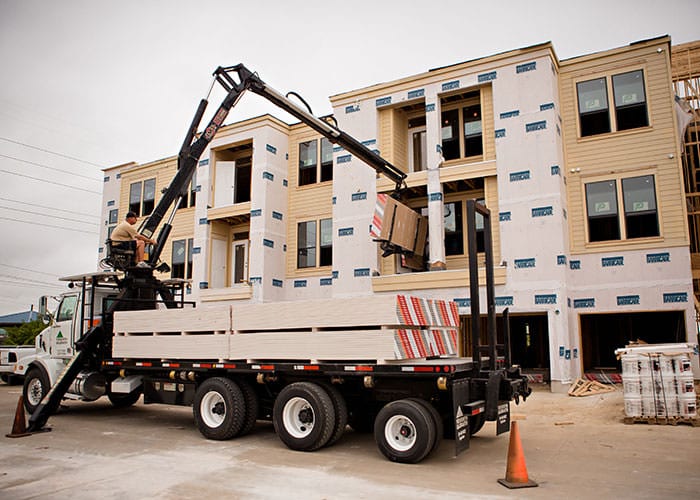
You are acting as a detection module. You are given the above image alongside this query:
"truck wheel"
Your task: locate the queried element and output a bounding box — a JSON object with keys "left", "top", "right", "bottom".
{"left": 469, "top": 412, "right": 486, "bottom": 436}
{"left": 407, "top": 398, "right": 443, "bottom": 454}
{"left": 108, "top": 388, "right": 142, "bottom": 408}
{"left": 374, "top": 399, "right": 436, "bottom": 463}
{"left": 193, "top": 377, "right": 245, "bottom": 440}
{"left": 273, "top": 382, "right": 335, "bottom": 452}
{"left": 23, "top": 367, "right": 49, "bottom": 414}
{"left": 319, "top": 382, "right": 348, "bottom": 447}
{"left": 237, "top": 379, "right": 259, "bottom": 436}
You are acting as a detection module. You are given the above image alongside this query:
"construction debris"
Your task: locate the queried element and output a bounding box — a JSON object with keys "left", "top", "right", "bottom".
{"left": 568, "top": 378, "right": 616, "bottom": 397}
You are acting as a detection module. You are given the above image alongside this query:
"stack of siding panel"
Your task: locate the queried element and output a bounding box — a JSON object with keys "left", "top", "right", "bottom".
{"left": 112, "top": 294, "right": 460, "bottom": 362}
{"left": 112, "top": 306, "right": 230, "bottom": 359}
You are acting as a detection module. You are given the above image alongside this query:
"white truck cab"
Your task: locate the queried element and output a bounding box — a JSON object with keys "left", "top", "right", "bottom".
{"left": 22, "top": 272, "right": 122, "bottom": 412}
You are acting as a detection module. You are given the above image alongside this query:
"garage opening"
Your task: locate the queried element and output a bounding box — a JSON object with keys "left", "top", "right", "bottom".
{"left": 461, "top": 313, "right": 550, "bottom": 381}
{"left": 580, "top": 311, "right": 686, "bottom": 372}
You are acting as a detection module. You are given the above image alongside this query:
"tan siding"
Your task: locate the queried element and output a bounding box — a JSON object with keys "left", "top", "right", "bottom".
{"left": 481, "top": 85, "right": 495, "bottom": 161}
{"left": 286, "top": 124, "right": 333, "bottom": 278}
{"left": 561, "top": 38, "right": 688, "bottom": 253}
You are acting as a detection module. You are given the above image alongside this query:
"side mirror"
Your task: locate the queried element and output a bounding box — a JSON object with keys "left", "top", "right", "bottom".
{"left": 42, "top": 311, "right": 55, "bottom": 326}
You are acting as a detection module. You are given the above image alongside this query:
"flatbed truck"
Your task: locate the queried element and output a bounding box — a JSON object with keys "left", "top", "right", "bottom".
{"left": 14, "top": 65, "right": 530, "bottom": 463}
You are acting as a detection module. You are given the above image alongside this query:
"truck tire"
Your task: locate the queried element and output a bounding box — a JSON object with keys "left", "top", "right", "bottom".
{"left": 108, "top": 388, "right": 142, "bottom": 408}
{"left": 193, "top": 377, "right": 246, "bottom": 440}
{"left": 23, "top": 366, "right": 49, "bottom": 414}
{"left": 273, "top": 382, "right": 335, "bottom": 452}
{"left": 374, "top": 399, "right": 436, "bottom": 463}
{"left": 237, "top": 379, "right": 259, "bottom": 436}
{"left": 469, "top": 412, "right": 486, "bottom": 436}
{"left": 319, "top": 382, "right": 348, "bottom": 447}
{"left": 407, "top": 398, "right": 443, "bottom": 454}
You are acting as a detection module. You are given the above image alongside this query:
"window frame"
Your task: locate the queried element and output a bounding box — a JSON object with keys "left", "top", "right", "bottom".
{"left": 584, "top": 172, "right": 660, "bottom": 244}
{"left": 298, "top": 138, "right": 333, "bottom": 187}
{"left": 171, "top": 238, "right": 194, "bottom": 279}
{"left": 142, "top": 178, "right": 156, "bottom": 216}
{"left": 296, "top": 217, "right": 333, "bottom": 269}
{"left": 128, "top": 181, "right": 142, "bottom": 216}
{"left": 440, "top": 91, "right": 483, "bottom": 162}
{"left": 575, "top": 68, "right": 650, "bottom": 138}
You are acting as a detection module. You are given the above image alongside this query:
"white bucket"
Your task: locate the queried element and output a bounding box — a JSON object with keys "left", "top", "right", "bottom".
{"left": 674, "top": 355, "right": 692, "bottom": 375}
{"left": 676, "top": 375, "right": 695, "bottom": 395}
{"left": 622, "top": 374, "right": 641, "bottom": 396}
{"left": 637, "top": 355, "right": 652, "bottom": 377}
{"left": 620, "top": 354, "right": 641, "bottom": 375}
{"left": 679, "top": 394, "right": 697, "bottom": 418}
{"left": 641, "top": 397, "right": 657, "bottom": 417}
{"left": 624, "top": 396, "right": 642, "bottom": 417}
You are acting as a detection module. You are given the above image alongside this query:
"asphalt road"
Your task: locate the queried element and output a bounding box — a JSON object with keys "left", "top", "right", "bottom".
{"left": 1, "top": 382, "right": 698, "bottom": 499}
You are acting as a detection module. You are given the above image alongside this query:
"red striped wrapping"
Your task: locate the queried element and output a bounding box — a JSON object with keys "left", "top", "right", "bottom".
{"left": 370, "top": 193, "right": 388, "bottom": 238}
{"left": 393, "top": 328, "right": 458, "bottom": 359}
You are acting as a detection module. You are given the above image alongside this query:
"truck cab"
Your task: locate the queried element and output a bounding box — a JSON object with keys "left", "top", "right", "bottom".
{"left": 23, "top": 272, "right": 119, "bottom": 413}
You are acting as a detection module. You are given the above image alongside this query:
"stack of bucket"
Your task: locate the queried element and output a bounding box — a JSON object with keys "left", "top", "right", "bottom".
{"left": 618, "top": 344, "right": 697, "bottom": 419}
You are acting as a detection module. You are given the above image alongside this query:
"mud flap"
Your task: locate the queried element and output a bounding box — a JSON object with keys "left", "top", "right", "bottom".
{"left": 496, "top": 401, "right": 510, "bottom": 435}
{"left": 452, "top": 378, "right": 486, "bottom": 456}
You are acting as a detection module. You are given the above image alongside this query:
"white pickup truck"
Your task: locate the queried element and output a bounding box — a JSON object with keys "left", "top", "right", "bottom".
{"left": 0, "top": 345, "right": 35, "bottom": 384}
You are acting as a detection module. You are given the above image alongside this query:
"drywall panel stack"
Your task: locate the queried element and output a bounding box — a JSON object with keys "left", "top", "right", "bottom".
{"left": 111, "top": 295, "right": 460, "bottom": 362}
{"left": 229, "top": 294, "right": 460, "bottom": 361}
{"left": 616, "top": 343, "right": 698, "bottom": 419}
{"left": 112, "top": 306, "right": 231, "bottom": 359}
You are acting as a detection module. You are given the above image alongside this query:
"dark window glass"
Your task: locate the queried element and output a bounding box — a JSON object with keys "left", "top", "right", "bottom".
{"left": 142, "top": 178, "right": 156, "bottom": 215}
{"left": 171, "top": 239, "right": 186, "bottom": 279}
{"left": 463, "top": 104, "right": 483, "bottom": 157}
{"left": 444, "top": 201, "right": 464, "bottom": 255}
{"left": 320, "top": 138, "right": 333, "bottom": 182}
{"left": 234, "top": 156, "right": 251, "bottom": 204}
{"left": 586, "top": 180, "right": 620, "bottom": 241}
{"left": 56, "top": 295, "right": 78, "bottom": 322}
{"left": 320, "top": 218, "right": 333, "bottom": 266}
{"left": 299, "top": 140, "right": 317, "bottom": 186}
{"left": 622, "top": 175, "right": 658, "bottom": 238}
{"left": 297, "top": 221, "right": 316, "bottom": 268}
{"left": 129, "top": 182, "right": 142, "bottom": 216}
{"left": 613, "top": 70, "right": 648, "bottom": 131}
{"left": 578, "top": 78, "right": 611, "bottom": 136}
{"left": 108, "top": 209, "right": 118, "bottom": 224}
{"left": 441, "top": 109, "right": 460, "bottom": 160}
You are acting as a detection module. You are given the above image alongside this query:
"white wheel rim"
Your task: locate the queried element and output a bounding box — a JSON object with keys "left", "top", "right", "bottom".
{"left": 385, "top": 414, "right": 416, "bottom": 451}
{"left": 200, "top": 391, "right": 226, "bottom": 428}
{"left": 27, "top": 378, "right": 43, "bottom": 406}
{"left": 283, "top": 396, "right": 315, "bottom": 438}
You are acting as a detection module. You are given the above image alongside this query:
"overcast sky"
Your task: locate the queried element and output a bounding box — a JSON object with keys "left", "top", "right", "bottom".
{"left": 0, "top": 0, "right": 697, "bottom": 317}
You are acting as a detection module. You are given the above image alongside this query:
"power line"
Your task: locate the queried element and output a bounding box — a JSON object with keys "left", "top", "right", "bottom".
{"left": 0, "top": 280, "right": 64, "bottom": 290}
{"left": 0, "top": 204, "right": 98, "bottom": 225}
{"left": 0, "top": 273, "right": 63, "bottom": 288}
{"left": 0, "top": 153, "right": 102, "bottom": 182}
{"left": 0, "top": 196, "right": 99, "bottom": 219}
{"left": 0, "top": 263, "right": 59, "bottom": 278}
{"left": 0, "top": 136, "right": 104, "bottom": 168}
{"left": 0, "top": 216, "right": 98, "bottom": 235}
{"left": 0, "top": 169, "right": 101, "bottom": 194}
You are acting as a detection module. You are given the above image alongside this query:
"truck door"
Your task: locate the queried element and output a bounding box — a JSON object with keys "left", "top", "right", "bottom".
{"left": 49, "top": 294, "right": 79, "bottom": 358}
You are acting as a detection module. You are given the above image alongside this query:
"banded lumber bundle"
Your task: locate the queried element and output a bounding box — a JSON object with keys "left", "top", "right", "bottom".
{"left": 112, "top": 295, "right": 459, "bottom": 361}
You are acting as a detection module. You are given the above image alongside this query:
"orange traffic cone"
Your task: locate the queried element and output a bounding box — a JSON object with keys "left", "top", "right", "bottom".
{"left": 6, "top": 396, "right": 31, "bottom": 438}
{"left": 498, "top": 420, "right": 538, "bottom": 489}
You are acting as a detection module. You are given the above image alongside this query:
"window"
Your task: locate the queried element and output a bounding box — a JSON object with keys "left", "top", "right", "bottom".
{"left": 171, "top": 238, "right": 194, "bottom": 279}
{"left": 613, "top": 70, "right": 648, "bottom": 131}
{"left": 142, "top": 178, "right": 156, "bottom": 215}
{"left": 586, "top": 175, "right": 658, "bottom": 242}
{"left": 577, "top": 70, "right": 648, "bottom": 137}
{"left": 299, "top": 138, "right": 333, "bottom": 186}
{"left": 297, "top": 218, "right": 332, "bottom": 268}
{"left": 128, "top": 179, "right": 156, "bottom": 216}
{"left": 234, "top": 156, "right": 251, "bottom": 203}
{"left": 179, "top": 170, "right": 197, "bottom": 209}
{"left": 56, "top": 295, "right": 78, "bottom": 322}
{"left": 408, "top": 116, "right": 427, "bottom": 172}
{"left": 421, "top": 198, "right": 485, "bottom": 257}
{"left": 441, "top": 91, "right": 483, "bottom": 161}
{"left": 108, "top": 209, "right": 118, "bottom": 224}
{"left": 129, "top": 181, "right": 142, "bottom": 215}
{"left": 297, "top": 221, "right": 316, "bottom": 268}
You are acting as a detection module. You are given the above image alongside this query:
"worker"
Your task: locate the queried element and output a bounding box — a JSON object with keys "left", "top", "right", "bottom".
{"left": 110, "top": 211, "right": 157, "bottom": 267}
